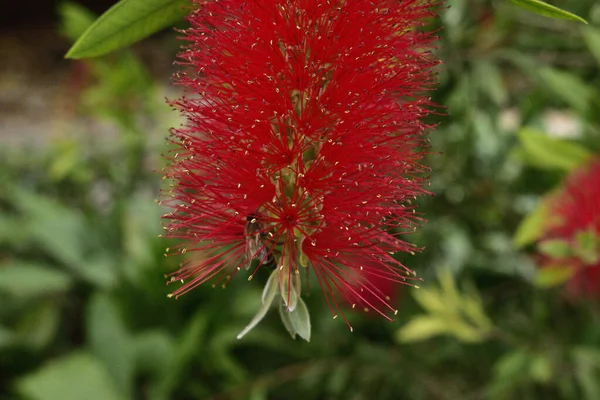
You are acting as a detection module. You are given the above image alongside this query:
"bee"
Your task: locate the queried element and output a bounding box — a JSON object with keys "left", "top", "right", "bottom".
{"left": 244, "top": 213, "right": 277, "bottom": 270}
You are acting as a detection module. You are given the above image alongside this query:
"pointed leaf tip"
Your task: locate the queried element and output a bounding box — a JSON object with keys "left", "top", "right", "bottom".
{"left": 511, "top": 0, "right": 587, "bottom": 24}
{"left": 66, "top": 0, "right": 190, "bottom": 59}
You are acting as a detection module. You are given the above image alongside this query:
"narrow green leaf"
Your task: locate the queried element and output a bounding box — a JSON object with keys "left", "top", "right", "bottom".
{"left": 58, "top": 1, "right": 96, "bottom": 42}
{"left": 529, "top": 353, "right": 553, "bottom": 383}
{"left": 445, "top": 319, "right": 487, "bottom": 343}
{"left": 538, "top": 68, "right": 594, "bottom": 112}
{"left": 517, "top": 128, "right": 592, "bottom": 171}
{"left": 538, "top": 239, "right": 574, "bottom": 258}
{"left": 66, "top": 0, "right": 190, "bottom": 59}
{"left": 582, "top": 27, "right": 600, "bottom": 66}
{"left": 87, "top": 293, "right": 134, "bottom": 397}
{"left": 133, "top": 331, "right": 175, "bottom": 377}
{"left": 397, "top": 316, "right": 448, "bottom": 342}
{"left": 237, "top": 272, "right": 279, "bottom": 340}
{"left": 511, "top": 0, "right": 587, "bottom": 24}
{"left": 534, "top": 265, "right": 575, "bottom": 288}
{"left": 0, "top": 326, "right": 13, "bottom": 349}
{"left": 262, "top": 269, "right": 280, "bottom": 305}
{"left": 412, "top": 287, "right": 447, "bottom": 314}
{"left": 514, "top": 200, "right": 550, "bottom": 248}
{"left": 572, "top": 347, "right": 600, "bottom": 400}
{"left": 0, "top": 262, "right": 73, "bottom": 298}
{"left": 16, "top": 352, "right": 123, "bottom": 400}
{"left": 16, "top": 302, "right": 61, "bottom": 350}
{"left": 150, "top": 312, "right": 207, "bottom": 399}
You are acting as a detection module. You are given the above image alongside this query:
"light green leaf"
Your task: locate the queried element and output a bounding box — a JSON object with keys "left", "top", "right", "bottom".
{"left": 16, "top": 352, "right": 123, "bottom": 400}
{"left": 150, "top": 312, "right": 207, "bottom": 400}
{"left": 262, "top": 269, "right": 280, "bottom": 305}
{"left": 572, "top": 347, "right": 600, "bottom": 400}
{"left": 87, "top": 293, "right": 133, "bottom": 397}
{"left": 511, "top": 0, "right": 587, "bottom": 24}
{"left": 473, "top": 61, "right": 508, "bottom": 106}
{"left": 8, "top": 188, "right": 117, "bottom": 287}
{"left": 461, "top": 289, "right": 494, "bottom": 332}
{"left": 534, "top": 265, "right": 574, "bottom": 288}
{"left": 514, "top": 199, "right": 550, "bottom": 248}
{"left": 583, "top": 27, "right": 600, "bottom": 66}
{"left": 487, "top": 350, "right": 530, "bottom": 398}
{"left": 0, "top": 326, "right": 13, "bottom": 348}
{"left": 538, "top": 239, "right": 574, "bottom": 258}
{"left": 285, "top": 296, "right": 311, "bottom": 342}
{"left": 133, "top": 331, "right": 175, "bottom": 377}
{"left": 66, "top": 0, "right": 190, "bottom": 59}
{"left": 517, "top": 128, "right": 592, "bottom": 171}
{"left": 237, "top": 271, "right": 279, "bottom": 340}
{"left": 397, "top": 316, "right": 448, "bottom": 342}
{"left": 58, "top": 2, "right": 96, "bottom": 43}
{"left": 529, "top": 353, "right": 553, "bottom": 383}
{"left": 538, "top": 68, "right": 594, "bottom": 112}
{"left": 445, "top": 319, "right": 487, "bottom": 343}
{"left": 0, "top": 262, "right": 73, "bottom": 298}
{"left": 16, "top": 302, "right": 61, "bottom": 350}
{"left": 411, "top": 287, "right": 446, "bottom": 314}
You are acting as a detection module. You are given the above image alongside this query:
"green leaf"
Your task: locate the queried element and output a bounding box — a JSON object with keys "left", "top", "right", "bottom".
{"left": 529, "top": 353, "right": 553, "bottom": 383}
{"left": 582, "top": 27, "right": 600, "bottom": 66}
{"left": 487, "top": 350, "right": 530, "bottom": 399}
{"left": 237, "top": 270, "right": 279, "bottom": 340}
{"left": 397, "top": 316, "right": 448, "bottom": 342}
{"left": 514, "top": 199, "right": 550, "bottom": 248}
{"left": 58, "top": 1, "right": 96, "bottom": 42}
{"left": 16, "top": 302, "right": 61, "bottom": 350}
{"left": 66, "top": 0, "right": 190, "bottom": 59}
{"left": 0, "top": 326, "right": 13, "bottom": 349}
{"left": 87, "top": 293, "right": 134, "bottom": 397}
{"left": 0, "top": 262, "right": 73, "bottom": 298}
{"left": 538, "top": 68, "right": 594, "bottom": 113}
{"left": 16, "top": 352, "right": 123, "bottom": 400}
{"left": 150, "top": 312, "right": 207, "bottom": 400}
{"left": 510, "top": 0, "right": 587, "bottom": 24}
{"left": 572, "top": 347, "right": 600, "bottom": 400}
{"left": 412, "top": 287, "right": 446, "bottom": 314}
{"left": 517, "top": 128, "right": 592, "bottom": 171}
{"left": 8, "top": 188, "right": 117, "bottom": 287}
{"left": 445, "top": 319, "right": 488, "bottom": 343}
{"left": 284, "top": 296, "right": 311, "bottom": 342}
{"left": 534, "top": 265, "right": 574, "bottom": 288}
{"left": 538, "top": 239, "right": 574, "bottom": 258}
{"left": 133, "top": 331, "right": 175, "bottom": 377}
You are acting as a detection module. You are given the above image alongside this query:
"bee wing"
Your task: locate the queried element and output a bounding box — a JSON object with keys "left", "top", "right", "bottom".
{"left": 243, "top": 234, "right": 260, "bottom": 270}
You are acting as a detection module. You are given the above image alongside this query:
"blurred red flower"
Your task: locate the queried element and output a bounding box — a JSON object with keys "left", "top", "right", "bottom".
{"left": 162, "top": 0, "right": 439, "bottom": 324}
{"left": 538, "top": 158, "right": 600, "bottom": 298}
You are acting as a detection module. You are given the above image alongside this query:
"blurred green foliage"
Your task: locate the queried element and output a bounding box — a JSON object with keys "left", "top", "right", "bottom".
{"left": 2, "top": 0, "right": 600, "bottom": 399}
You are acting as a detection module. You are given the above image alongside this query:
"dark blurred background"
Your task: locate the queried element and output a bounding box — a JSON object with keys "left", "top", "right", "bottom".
{"left": 1, "top": 1, "right": 600, "bottom": 399}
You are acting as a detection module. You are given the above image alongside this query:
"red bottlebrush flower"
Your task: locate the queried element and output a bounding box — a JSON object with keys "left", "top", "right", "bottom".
{"left": 537, "top": 158, "right": 600, "bottom": 298}
{"left": 163, "top": 0, "right": 439, "bottom": 327}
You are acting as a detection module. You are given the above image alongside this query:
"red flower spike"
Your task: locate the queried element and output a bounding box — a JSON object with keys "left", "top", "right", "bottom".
{"left": 538, "top": 158, "right": 600, "bottom": 299}
{"left": 163, "top": 0, "right": 440, "bottom": 328}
